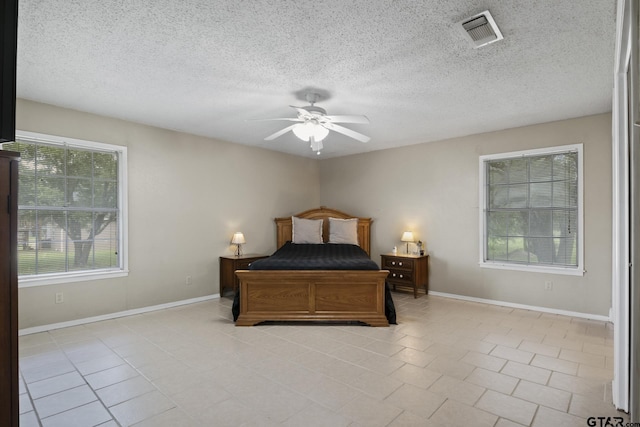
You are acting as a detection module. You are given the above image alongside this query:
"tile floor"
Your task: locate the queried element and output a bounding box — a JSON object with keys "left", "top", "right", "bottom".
{"left": 18, "top": 293, "right": 628, "bottom": 426}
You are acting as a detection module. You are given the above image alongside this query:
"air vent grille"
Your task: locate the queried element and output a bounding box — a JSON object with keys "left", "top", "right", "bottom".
{"left": 463, "top": 16, "right": 492, "bottom": 41}
{"left": 457, "top": 10, "right": 503, "bottom": 48}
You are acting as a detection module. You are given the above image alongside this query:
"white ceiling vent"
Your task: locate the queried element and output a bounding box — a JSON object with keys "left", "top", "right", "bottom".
{"left": 457, "top": 10, "right": 503, "bottom": 48}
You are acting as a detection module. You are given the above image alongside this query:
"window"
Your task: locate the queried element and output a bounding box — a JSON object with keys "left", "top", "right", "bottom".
{"left": 1, "top": 131, "right": 128, "bottom": 286}
{"left": 479, "top": 144, "right": 583, "bottom": 275}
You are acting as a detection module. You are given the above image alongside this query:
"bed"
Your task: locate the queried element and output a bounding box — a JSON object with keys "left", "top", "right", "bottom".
{"left": 233, "top": 207, "right": 393, "bottom": 327}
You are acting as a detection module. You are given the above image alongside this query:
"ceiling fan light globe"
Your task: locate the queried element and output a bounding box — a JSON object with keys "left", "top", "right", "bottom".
{"left": 315, "top": 125, "right": 329, "bottom": 141}
{"left": 292, "top": 122, "right": 329, "bottom": 142}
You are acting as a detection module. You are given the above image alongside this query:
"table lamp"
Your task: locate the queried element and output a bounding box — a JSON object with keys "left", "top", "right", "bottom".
{"left": 231, "top": 232, "right": 245, "bottom": 257}
{"left": 401, "top": 231, "right": 414, "bottom": 254}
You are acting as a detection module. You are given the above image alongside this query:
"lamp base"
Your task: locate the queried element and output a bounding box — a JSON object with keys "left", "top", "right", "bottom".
{"left": 235, "top": 245, "right": 243, "bottom": 257}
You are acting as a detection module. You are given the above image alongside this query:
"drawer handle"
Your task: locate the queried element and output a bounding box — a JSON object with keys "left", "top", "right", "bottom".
{"left": 399, "top": 274, "right": 403, "bottom": 278}
{"left": 391, "top": 261, "right": 396, "bottom": 265}
{"left": 392, "top": 273, "right": 396, "bottom": 277}
{"left": 399, "top": 262, "right": 403, "bottom": 266}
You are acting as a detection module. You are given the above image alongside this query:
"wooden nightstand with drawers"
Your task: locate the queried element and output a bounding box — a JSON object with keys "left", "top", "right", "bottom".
{"left": 219, "top": 254, "right": 268, "bottom": 296}
{"left": 380, "top": 253, "right": 429, "bottom": 298}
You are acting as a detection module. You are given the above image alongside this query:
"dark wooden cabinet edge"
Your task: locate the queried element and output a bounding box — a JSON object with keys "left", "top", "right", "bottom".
{"left": 1, "top": 150, "right": 19, "bottom": 427}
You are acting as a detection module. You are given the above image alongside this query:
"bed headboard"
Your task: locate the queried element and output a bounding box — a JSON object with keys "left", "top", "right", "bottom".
{"left": 275, "top": 207, "right": 372, "bottom": 256}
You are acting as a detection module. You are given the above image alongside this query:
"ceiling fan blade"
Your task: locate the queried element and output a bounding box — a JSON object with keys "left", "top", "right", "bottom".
{"left": 264, "top": 124, "right": 298, "bottom": 141}
{"left": 324, "top": 115, "right": 369, "bottom": 124}
{"left": 323, "top": 123, "right": 371, "bottom": 143}
{"left": 250, "top": 117, "right": 302, "bottom": 122}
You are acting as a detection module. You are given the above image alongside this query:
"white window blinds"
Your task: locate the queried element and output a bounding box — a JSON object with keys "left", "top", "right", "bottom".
{"left": 481, "top": 145, "right": 582, "bottom": 273}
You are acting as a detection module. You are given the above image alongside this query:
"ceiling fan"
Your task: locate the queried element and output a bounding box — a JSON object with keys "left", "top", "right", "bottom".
{"left": 258, "top": 93, "right": 370, "bottom": 155}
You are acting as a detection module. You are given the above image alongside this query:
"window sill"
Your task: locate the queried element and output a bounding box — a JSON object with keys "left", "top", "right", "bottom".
{"left": 479, "top": 261, "right": 584, "bottom": 276}
{"left": 18, "top": 269, "right": 129, "bottom": 288}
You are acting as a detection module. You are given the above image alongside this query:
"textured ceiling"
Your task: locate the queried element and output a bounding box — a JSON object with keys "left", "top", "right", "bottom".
{"left": 17, "top": 0, "right": 616, "bottom": 159}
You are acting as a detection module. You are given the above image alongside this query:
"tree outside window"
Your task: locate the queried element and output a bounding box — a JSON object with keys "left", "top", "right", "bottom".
{"left": 2, "top": 137, "right": 124, "bottom": 278}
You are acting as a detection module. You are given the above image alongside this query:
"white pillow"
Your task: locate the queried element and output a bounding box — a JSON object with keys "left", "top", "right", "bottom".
{"left": 292, "top": 216, "right": 323, "bottom": 244}
{"left": 328, "top": 217, "right": 359, "bottom": 245}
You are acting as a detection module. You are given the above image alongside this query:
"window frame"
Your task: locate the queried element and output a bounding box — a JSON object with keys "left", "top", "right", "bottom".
{"left": 478, "top": 144, "right": 584, "bottom": 276}
{"left": 6, "top": 131, "right": 129, "bottom": 287}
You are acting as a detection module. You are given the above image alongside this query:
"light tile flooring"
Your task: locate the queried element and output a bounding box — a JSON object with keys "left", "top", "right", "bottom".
{"left": 18, "top": 293, "right": 628, "bottom": 426}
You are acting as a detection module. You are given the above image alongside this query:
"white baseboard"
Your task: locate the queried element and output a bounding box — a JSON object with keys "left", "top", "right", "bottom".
{"left": 19, "top": 294, "right": 220, "bottom": 336}
{"left": 428, "top": 291, "right": 611, "bottom": 322}
{"left": 20, "top": 291, "right": 609, "bottom": 335}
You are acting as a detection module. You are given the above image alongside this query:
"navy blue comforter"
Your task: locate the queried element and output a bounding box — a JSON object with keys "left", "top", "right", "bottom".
{"left": 248, "top": 242, "right": 379, "bottom": 271}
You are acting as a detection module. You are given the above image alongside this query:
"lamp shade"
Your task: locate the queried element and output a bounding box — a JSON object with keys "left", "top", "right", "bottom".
{"left": 401, "top": 231, "right": 414, "bottom": 242}
{"left": 231, "top": 232, "right": 246, "bottom": 244}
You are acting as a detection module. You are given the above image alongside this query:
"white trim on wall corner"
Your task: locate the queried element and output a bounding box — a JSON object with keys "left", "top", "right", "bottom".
{"left": 19, "top": 294, "right": 220, "bottom": 336}
{"left": 611, "top": 0, "right": 632, "bottom": 413}
{"left": 429, "top": 291, "right": 611, "bottom": 323}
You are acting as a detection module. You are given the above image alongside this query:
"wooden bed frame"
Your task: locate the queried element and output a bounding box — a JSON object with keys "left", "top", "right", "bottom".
{"left": 235, "top": 207, "right": 390, "bottom": 327}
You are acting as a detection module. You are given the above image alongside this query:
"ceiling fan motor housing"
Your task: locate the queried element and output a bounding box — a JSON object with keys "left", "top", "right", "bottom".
{"left": 301, "top": 105, "right": 327, "bottom": 116}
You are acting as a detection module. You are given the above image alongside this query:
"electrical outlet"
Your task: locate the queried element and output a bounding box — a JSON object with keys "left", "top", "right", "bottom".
{"left": 185, "top": 275, "right": 192, "bottom": 285}
{"left": 544, "top": 281, "right": 553, "bottom": 291}
{"left": 55, "top": 292, "right": 64, "bottom": 304}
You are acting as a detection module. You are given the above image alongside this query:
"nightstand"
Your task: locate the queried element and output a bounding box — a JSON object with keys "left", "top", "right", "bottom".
{"left": 219, "top": 254, "right": 268, "bottom": 296}
{"left": 380, "top": 253, "right": 429, "bottom": 298}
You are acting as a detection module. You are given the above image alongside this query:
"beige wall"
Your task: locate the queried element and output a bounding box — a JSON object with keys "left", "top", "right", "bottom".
{"left": 15, "top": 103, "right": 612, "bottom": 328}
{"left": 16, "top": 99, "right": 320, "bottom": 328}
{"left": 319, "top": 113, "right": 613, "bottom": 316}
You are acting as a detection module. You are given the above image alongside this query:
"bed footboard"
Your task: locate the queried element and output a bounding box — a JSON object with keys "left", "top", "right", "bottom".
{"left": 235, "top": 270, "right": 390, "bottom": 326}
